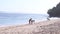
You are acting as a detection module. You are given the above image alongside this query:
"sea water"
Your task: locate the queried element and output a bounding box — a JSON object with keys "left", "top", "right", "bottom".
{"left": 0, "top": 13, "right": 48, "bottom": 26}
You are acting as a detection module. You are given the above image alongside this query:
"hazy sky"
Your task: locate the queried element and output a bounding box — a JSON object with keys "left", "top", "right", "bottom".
{"left": 0, "top": 0, "right": 60, "bottom": 14}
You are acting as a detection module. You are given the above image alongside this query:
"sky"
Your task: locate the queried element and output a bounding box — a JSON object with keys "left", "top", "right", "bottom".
{"left": 0, "top": 0, "right": 60, "bottom": 14}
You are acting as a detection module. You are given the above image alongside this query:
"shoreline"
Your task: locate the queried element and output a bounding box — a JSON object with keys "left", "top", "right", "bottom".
{"left": 0, "top": 18, "right": 59, "bottom": 27}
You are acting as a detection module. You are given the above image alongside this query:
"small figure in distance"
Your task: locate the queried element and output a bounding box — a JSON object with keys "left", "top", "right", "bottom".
{"left": 29, "top": 18, "right": 32, "bottom": 24}
{"left": 29, "top": 18, "right": 35, "bottom": 24}
{"left": 47, "top": 16, "right": 50, "bottom": 21}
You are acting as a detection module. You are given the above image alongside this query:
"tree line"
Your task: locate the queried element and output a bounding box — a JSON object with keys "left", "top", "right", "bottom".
{"left": 47, "top": 2, "right": 60, "bottom": 17}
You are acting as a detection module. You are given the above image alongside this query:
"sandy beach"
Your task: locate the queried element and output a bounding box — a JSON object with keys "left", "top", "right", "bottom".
{"left": 0, "top": 18, "right": 60, "bottom": 34}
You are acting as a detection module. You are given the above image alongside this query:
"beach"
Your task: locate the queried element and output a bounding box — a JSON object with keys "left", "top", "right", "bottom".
{"left": 0, "top": 18, "right": 60, "bottom": 34}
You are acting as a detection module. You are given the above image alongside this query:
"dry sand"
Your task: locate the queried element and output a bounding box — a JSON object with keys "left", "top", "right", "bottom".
{"left": 0, "top": 19, "right": 60, "bottom": 34}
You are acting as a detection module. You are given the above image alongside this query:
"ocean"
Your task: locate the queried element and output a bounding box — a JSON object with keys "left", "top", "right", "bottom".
{"left": 0, "top": 13, "right": 48, "bottom": 26}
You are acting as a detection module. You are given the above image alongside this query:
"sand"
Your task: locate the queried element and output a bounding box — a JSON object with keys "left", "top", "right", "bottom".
{"left": 0, "top": 19, "right": 60, "bottom": 34}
